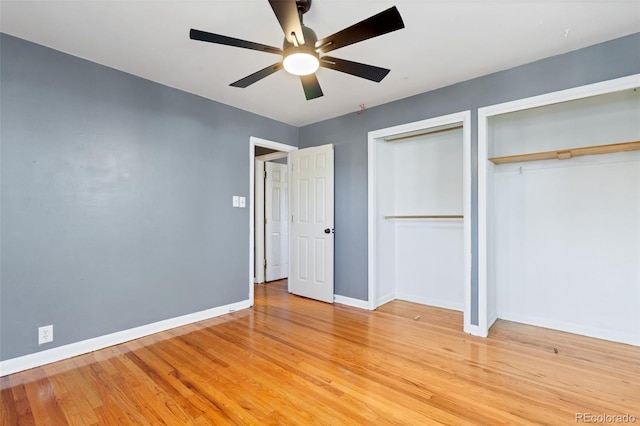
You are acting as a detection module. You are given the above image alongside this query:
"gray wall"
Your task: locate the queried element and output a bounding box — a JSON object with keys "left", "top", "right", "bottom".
{"left": 0, "top": 34, "right": 298, "bottom": 360}
{"left": 299, "top": 33, "right": 640, "bottom": 325}
{"left": 2, "top": 31, "right": 639, "bottom": 361}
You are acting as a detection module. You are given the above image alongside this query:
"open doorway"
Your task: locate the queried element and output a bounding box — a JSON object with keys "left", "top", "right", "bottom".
{"left": 255, "top": 148, "right": 289, "bottom": 284}
{"left": 249, "top": 137, "right": 297, "bottom": 305}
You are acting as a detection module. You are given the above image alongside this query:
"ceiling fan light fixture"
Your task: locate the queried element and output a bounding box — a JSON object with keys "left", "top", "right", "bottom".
{"left": 190, "top": 1, "right": 405, "bottom": 100}
{"left": 283, "top": 50, "right": 319, "bottom": 76}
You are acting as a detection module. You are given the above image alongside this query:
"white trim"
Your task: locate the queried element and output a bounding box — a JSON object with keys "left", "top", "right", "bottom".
{"left": 488, "top": 310, "right": 498, "bottom": 331}
{"left": 478, "top": 109, "right": 489, "bottom": 338}
{"left": 249, "top": 136, "right": 297, "bottom": 306}
{"left": 464, "top": 324, "right": 483, "bottom": 336}
{"left": 256, "top": 151, "right": 288, "bottom": 162}
{"left": 461, "top": 112, "right": 472, "bottom": 335}
{"left": 254, "top": 159, "right": 266, "bottom": 284}
{"left": 367, "top": 111, "right": 473, "bottom": 331}
{"left": 367, "top": 132, "right": 378, "bottom": 310}
{"left": 479, "top": 74, "right": 640, "bottom": 118}
{"left": 477, "top": 73, "right": 640, "bottom": 338}
{"left": 288, "top": 155, "right": 293, "bottom": 293}
{"left": 395, "top": 293, "right": 464, "bottom": 312}
{"left": 0, "top": 300, "right": 251, "bottom": 377}
{"left": 376, "top": 292, "right": 396, "bottom": 309}
{"left": 498, "top": 312, "right": 640, "bottom": 347}
{"left": 334, "top": 295, "right": 369, "bottom": 310}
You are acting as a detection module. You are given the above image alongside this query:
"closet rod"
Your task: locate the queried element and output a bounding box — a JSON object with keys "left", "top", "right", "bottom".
{"left": 489, "top": 140, "right": 640, "bottom": 165}
{"left": 385, "top": 125, "right": 463, "bottom": 143}
{"left": 385, "top": 215, "right": 464, "bottom": 219}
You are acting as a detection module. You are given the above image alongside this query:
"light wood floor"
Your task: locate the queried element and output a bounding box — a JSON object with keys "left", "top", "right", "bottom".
{"left": 2, "top": 280, "right": 639, "bottom": 425}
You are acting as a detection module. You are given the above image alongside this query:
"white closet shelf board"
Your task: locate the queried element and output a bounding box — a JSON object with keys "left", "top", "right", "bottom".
{"left": 477, "top": 73, "right": 640, "bottom": 341}
{"left": 368, "top": 110, "right": 474, "bottom": 334}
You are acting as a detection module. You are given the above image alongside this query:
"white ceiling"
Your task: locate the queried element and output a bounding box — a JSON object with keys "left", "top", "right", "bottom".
{"left": 1, "top": 0, "right": 639, "bottom": 126}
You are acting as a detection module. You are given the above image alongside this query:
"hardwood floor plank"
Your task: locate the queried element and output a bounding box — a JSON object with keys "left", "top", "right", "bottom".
{"left": 2, "top": 279, "right": 639, "bottom": 425}
{"left": 42, "top": 363, "right": 91, "bottom": 425}
{"left": 196, "top": 328, "right": 381, "bottom": 425}
{"left": 0, "top": 377, "right": 19, "bottom": 426}
{"left": 248, "top": 309, "right": 524, "bottom": 424}
{"left": 9, "top": 382, "right": 36, "bottom": 426}
{"left": 19, "top": 368, "right": 67, "bottom": 426}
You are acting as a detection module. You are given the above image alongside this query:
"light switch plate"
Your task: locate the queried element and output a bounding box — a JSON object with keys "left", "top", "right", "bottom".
{"left": 232, "top": 196, "right": 239, "bottom": 207}
{"left": 239, "top": 197, "right": 246, "bottom": 208}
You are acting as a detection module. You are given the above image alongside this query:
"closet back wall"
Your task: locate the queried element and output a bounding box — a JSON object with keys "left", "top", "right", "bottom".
{"left": 393, "top": 130, "right": 464, "bottom": 309}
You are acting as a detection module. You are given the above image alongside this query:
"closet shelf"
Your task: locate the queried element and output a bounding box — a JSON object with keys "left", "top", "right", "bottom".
{"left": 385, "top": 215, "right": 464, "bottom": 219}
{"left": 489, "top": 140, "right": 640, "bottom": 165}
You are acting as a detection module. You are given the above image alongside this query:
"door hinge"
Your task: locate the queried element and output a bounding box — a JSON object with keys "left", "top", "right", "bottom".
{"left": 265, "top": 217, "right": 267, "bottom": 225}
{"left": 264, "top": 259, "right": 267, "bottom": 267}
{"left": 264, "top": 170, "right": 267, "bottom": 179}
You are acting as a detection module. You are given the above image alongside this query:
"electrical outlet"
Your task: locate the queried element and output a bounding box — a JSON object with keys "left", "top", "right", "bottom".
{"left": 38, "top": 325, "right": 53, "bottom": 345}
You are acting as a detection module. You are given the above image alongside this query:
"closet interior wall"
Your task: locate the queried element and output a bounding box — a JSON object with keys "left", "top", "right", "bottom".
{"left": 375, "top": 129, "right": 464, "bottom": 310}
{"left": 487, "top": 89, "right": 640, "bottom": 345}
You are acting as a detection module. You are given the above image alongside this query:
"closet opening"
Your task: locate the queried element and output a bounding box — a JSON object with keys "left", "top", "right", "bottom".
{"left": 368, "top": 111, "right": 473, "bottom": 334}
{"left": 478, "top": 74, "right": 640, "bottom": 345}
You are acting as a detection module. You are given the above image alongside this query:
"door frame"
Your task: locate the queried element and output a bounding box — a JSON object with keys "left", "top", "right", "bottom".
{"left": 477, "top": 73, "right": 640, "bottom": 338}
{"left": 249, "top": 136, "right": 297, "bottom": 305}
{"left": 254, "top": 158, "right": 266, "bottom": 284}
{"left": 367, "top": 111, "right": 473, "bottom": 333}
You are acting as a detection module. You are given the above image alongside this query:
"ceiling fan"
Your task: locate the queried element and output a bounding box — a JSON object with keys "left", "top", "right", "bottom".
{"left": 189, "top": 0, "right": 405, "bottom": 100}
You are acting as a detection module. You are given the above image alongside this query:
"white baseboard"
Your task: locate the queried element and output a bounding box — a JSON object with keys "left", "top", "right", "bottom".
{"left": 334, "top": 295, "right": 369, "bottom": 310}
{"left": 464, "top": 310, "right": 498, "bottom": 337}
{"left": 395, "top": 293, "right": 464, "bottom": 312}
{"left": 497, "top": 311, "right": 640, "bottom": 347}
{"left": 376, "top": 292, "right": 396, "bottom": 309}
{"left": 464, "top": 323, "right": 487, "bottom": 337}
{"left": 0, "top": 299, "right": 252, "bottom": 377}
{"left": 488, "top": 310, "right": 498, "bottom": 329}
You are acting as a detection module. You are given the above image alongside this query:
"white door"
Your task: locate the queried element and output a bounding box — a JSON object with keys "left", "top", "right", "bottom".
{"left": 265, "top": 162, "right": 288, "bottom": 281}
{"left": 289, "top": 144, "right": 334, "bottom": 303}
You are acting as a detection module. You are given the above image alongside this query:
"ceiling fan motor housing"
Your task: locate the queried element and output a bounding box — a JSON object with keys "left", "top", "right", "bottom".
{"left": 296, "top": 0, "right": 312, "bottom": 15}
{"left": 282, "top": 24, "right": 319, "bottom": 61}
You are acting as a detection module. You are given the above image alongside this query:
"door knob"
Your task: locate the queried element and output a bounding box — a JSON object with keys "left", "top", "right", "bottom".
{"left": 324, "top": 228, "right": 331, "bottom": 234}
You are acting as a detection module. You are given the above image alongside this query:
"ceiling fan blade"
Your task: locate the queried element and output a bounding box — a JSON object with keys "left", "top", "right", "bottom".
{"left": 320, "top": 56, "right": 390, "bottom": 82}
{"left": 300, "top": 74, "right": 323, "bottom": 100}
{"left": 268, "top": 0, "right": 305, "bottom": 45}
{"left": 315, "top": 6, "right": 404, "bottom": 54}
{"left": 230, "top": 63, "right": 284, "bottom": 88}
{"left": 190, "top": 29, "right": 282, "bottom": 55}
